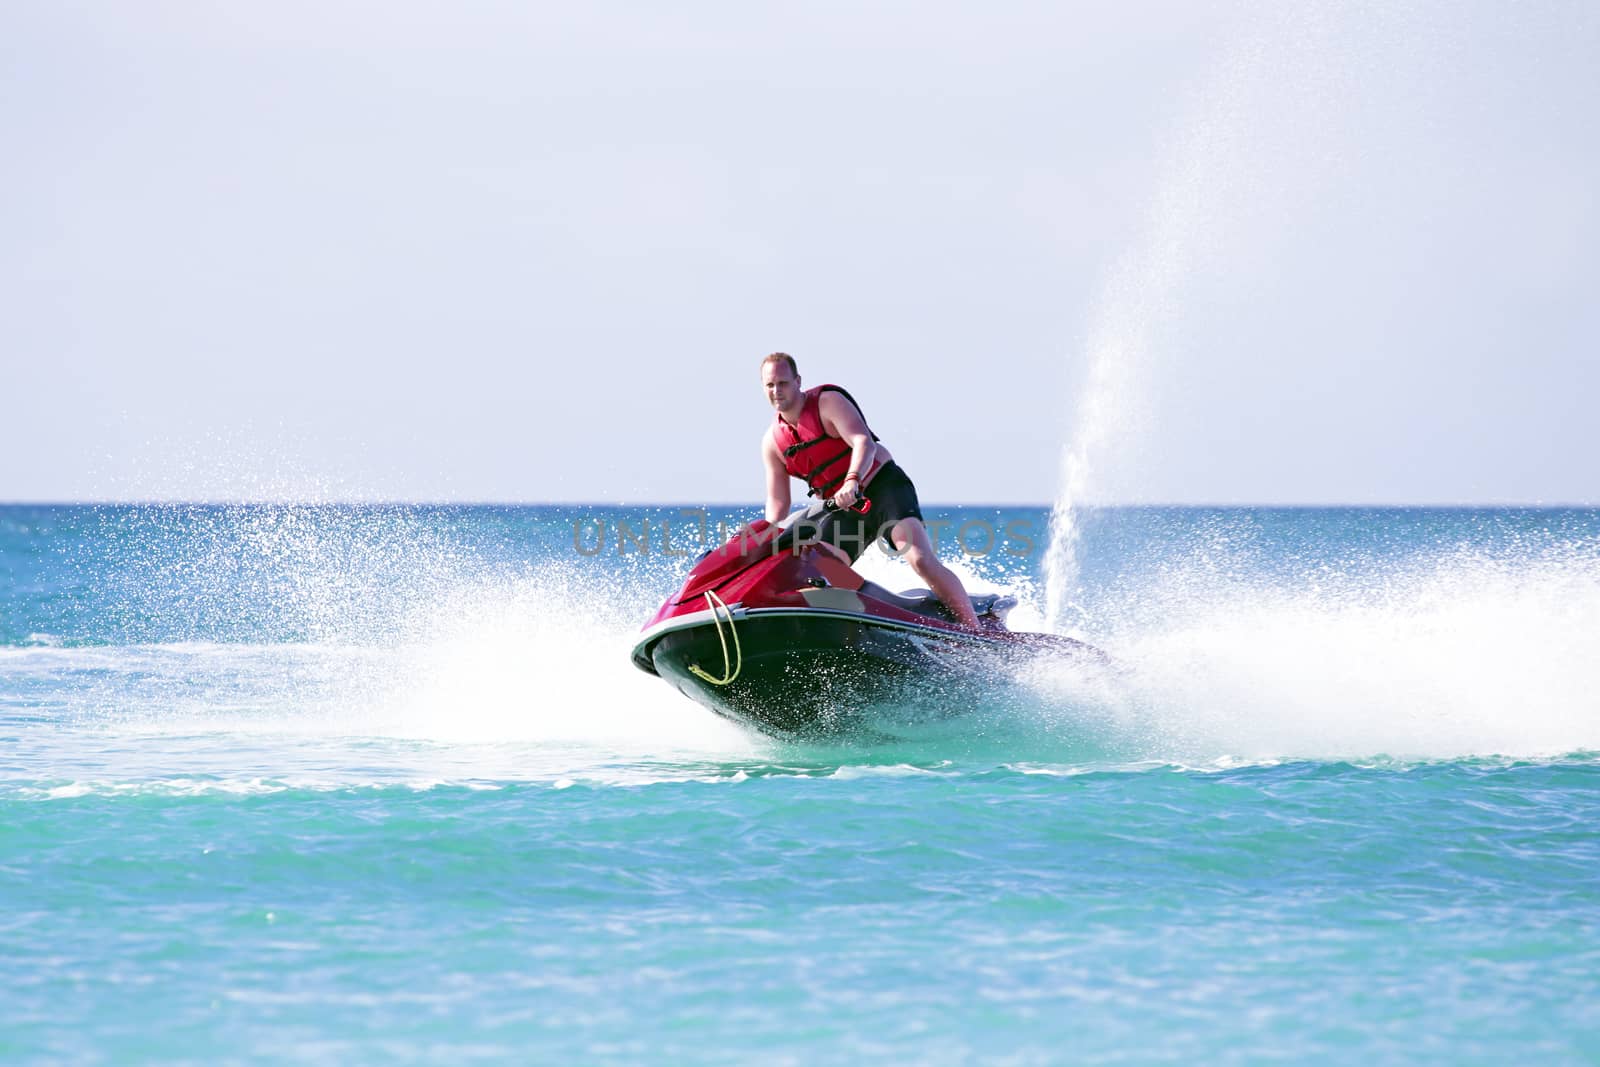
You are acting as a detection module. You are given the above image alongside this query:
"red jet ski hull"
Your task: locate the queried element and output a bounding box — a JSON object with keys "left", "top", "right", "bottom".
{"left": 630, "top": 510, "right": 1098, "bottom": 738}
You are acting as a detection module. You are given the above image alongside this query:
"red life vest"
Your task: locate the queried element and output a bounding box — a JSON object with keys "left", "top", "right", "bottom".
{"left": 774, "top": 384, "right": 882, "bottom": 498}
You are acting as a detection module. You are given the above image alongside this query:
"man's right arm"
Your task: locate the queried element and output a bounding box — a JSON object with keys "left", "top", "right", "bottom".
{"left": 762, "top": 432, "right": 791, "bottom": 524}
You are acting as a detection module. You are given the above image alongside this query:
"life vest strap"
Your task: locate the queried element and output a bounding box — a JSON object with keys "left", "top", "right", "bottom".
{"left": 782, "top": 435, "right": 834, "bottom": 460}
{"left": 805, "top": 447, "right": 857, "bottom": 497}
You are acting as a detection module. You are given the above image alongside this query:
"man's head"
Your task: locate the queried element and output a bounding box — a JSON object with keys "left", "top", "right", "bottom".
{"left": 761, "top": 352, "right": 802, "bottom": 418}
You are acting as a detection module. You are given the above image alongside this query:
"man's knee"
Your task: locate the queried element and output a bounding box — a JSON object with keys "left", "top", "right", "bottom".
{"left": 885, "top": 517, "right": 925, "bottom": 549}
{"left": 900, "top": 542, "right": 933, "bottom": 572}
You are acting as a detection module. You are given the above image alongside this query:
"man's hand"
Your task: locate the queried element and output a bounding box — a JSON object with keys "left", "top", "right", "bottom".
{"left": 832, "top": 479, "right": 860, "bottom": 510}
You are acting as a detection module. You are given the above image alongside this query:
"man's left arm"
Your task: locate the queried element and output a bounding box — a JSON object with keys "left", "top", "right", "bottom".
{"left": 818, "top": 392, "right": 875, "bottom": 509}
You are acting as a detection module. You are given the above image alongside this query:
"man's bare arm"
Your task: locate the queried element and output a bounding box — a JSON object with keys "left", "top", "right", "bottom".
{"left": 818, "top": 391, "right": 876, "bottom": 508}
{"left": 762, "top": 432, "right": 792, "bottom": 523}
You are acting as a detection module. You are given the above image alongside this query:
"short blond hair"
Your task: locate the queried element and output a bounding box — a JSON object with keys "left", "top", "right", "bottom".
{"left": 761, "top": 351, "right": 799, "bottom": 377}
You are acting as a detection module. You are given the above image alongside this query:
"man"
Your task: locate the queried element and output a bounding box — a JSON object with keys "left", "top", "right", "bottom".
{"left": 759, "top": 351, "right": 981, "bottom": 630}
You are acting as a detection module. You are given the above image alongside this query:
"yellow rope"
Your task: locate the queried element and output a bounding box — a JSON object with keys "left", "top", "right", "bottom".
{"left": 687, "top": 590, "right": 742, "bottom": 686}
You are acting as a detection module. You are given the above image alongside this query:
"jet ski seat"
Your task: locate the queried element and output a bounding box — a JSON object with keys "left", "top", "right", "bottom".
{"left": 858, "top": 581, "right": 1016, "bottom": 623}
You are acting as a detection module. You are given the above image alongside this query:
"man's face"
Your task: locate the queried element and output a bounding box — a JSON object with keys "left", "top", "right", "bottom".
{"left": 762, "top": 362, "right": 800, "bottom": 413}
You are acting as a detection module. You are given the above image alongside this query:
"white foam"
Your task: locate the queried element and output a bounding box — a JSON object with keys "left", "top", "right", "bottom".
{"left": 1020, "top": 543, "right": 1600, "bottom": 763}
{"left": 828, "top": 763, "right": 954, "bottom": 780}
{"left": 2, "top": 588, "right": 760, "bottom": 787}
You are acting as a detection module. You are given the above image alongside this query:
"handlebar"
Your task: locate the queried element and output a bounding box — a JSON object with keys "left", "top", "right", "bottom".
{"left": 766, "top": 494, "right": 874, "bottom": 555}
{"left": 826, "top": 494, "right": 872, "bottom": 515}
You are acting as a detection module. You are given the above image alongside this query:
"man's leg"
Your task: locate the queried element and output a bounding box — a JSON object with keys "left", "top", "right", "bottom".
{"left": 827, "top": 517, "right": 871, "bottom": 564}
{"left": 886, "top": 517, "right": 981, "bottom": 629}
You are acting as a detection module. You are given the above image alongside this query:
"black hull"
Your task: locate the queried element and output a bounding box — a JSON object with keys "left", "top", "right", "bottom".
{"left": 639, "top": 610, "right": 1079, "bottom": 739}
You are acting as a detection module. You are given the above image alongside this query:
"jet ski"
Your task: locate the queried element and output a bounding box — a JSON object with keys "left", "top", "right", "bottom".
{"left": 631, "top": 499, "right": 1101, "bottom": 738}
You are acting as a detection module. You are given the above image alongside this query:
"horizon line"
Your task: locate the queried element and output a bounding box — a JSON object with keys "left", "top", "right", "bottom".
{"left": 3, "top": 499, "right": 1598, "bottom": 510}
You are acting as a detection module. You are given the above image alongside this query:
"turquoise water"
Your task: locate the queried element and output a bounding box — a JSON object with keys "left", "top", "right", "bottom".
{"left": 4, "top": 504, "right": 1599, "bottom": 1062}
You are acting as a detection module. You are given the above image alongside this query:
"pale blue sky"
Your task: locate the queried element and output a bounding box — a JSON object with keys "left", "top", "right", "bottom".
{"left": 4, "top": 1, "right": 1596, "bottom": 504}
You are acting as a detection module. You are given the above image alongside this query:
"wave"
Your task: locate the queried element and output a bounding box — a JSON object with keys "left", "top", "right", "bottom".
{"left": 6, "top": 507, "right": 1600, "bottom": 775}
{"left": 1011, "top": 538, "right": 1600, "bottom": 764}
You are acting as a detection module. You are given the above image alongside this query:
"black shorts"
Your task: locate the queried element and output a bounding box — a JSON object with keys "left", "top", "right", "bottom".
{"left": 815, "top": 461, "right": 925, "bottom": 563}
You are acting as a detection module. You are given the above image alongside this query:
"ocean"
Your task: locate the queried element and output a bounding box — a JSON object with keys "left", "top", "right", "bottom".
{"left": 3, "top": 503, "right": 1598, "bottom": 1063}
